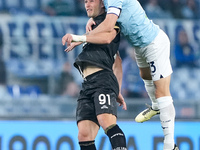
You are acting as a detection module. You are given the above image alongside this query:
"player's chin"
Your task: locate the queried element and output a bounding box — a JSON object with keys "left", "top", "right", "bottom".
{"left": 87, "top": 13, "right": 93, "bottom": 18}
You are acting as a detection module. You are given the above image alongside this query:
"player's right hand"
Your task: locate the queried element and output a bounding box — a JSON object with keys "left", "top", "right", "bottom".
{"left": 62, "top": 33, "right": 73, "bottom": 47}
{"left": 86, "top": 18, "right": 96, "bottom": 32}
{"left": 117, "top": 93, "right": 127, "bottom": 110}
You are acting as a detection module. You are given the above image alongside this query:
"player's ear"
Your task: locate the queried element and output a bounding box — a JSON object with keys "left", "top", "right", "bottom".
{"left": 100, "top": 0, "right": 104, "bottom": 9}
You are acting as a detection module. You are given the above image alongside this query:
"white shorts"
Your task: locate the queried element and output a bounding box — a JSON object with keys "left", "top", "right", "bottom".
{"left": 134, "top": 29, "right": 173, "bottom": 81}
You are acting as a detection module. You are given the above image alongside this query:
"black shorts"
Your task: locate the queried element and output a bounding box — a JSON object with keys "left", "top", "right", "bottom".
{"left": 76, "top": 69, "right": 119, "bottom": 126}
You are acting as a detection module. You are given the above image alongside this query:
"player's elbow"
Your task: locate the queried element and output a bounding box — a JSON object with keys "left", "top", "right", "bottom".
{"left": 103, "top": 32, "right": 116, "bottom": 44}
{"left": 106, "top": 26, "right": 115, "bottom": 33}
{"left": 104, "top": 15, "right": 118, "bottom": 32}
{"left": 102, "top": 38, "right": 113, "bottom": 44}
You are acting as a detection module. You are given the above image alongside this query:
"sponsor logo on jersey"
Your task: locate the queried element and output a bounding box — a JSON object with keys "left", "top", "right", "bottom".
{"left": 101, "top": 105, "right": 108, "bottom": 109}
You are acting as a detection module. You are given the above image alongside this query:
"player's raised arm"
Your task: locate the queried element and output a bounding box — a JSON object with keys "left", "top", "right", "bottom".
{"left": 62, "top": 26, "right": 119, "bottom": 46}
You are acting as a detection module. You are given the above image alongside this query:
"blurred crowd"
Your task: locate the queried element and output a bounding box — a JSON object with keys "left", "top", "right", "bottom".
{"left": 0, "top": 0, "right": 200, "bottom": 100}
{"left": 141, "top": 0, "right": 200, "bottom": 20}
{"left": 0, "top": 0, "right": 86, "bottom": 16}
{"left": 0, "top": 0, "right": 199, "bottom": 19}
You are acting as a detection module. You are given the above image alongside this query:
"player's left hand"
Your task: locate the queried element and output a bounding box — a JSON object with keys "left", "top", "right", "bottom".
{"left": 65, "top": 42, "right": 82, "bottom": 52}
{"left": 86, "top": 18, "right": 96, "bottom": 32}
{"left": 117, "top": 93, "right": 127, "bottom": 110}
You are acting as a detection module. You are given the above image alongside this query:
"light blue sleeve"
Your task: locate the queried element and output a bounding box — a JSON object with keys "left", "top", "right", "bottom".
{"left": 106, "top": 0, "right": 123, "bottom": 9}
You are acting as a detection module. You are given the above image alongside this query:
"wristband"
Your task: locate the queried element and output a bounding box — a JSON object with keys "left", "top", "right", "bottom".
{"left": 71, "top": 34, "right": 86, "bottom": 42}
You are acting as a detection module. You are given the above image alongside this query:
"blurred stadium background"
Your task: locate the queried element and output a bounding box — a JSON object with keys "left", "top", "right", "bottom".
{"left": 0, "top": 0, "right": 200, "bottom": 149}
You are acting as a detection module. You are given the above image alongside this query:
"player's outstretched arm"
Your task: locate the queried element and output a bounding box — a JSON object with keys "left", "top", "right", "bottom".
{"left": 62, "top": 29, "right": 117, "bottom": 46}
{"left": 62, "top": 14, "right": 118, "bottom": 46}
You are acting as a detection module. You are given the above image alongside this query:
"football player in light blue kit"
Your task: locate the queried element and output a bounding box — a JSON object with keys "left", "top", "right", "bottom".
{"left": 62, "top": 0, "right": 178, "bottom": 149}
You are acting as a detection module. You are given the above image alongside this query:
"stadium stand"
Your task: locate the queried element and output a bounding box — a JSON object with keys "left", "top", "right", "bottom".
{"left": 0, "top": 0, "right": 199, "bottom": 120}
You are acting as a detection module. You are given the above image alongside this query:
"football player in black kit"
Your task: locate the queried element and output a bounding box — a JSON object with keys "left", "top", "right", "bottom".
{"left": 62, "top": 0, "right": 127, "bottom": 150}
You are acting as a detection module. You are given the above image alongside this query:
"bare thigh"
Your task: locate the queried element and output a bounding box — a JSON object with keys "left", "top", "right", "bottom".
{"left": 154, "top": 75, "right": 171, "bottom": 98}
{"left": 139, "top": 67, "right": 152, "bottom": 80}
{"left": 78, "top": 120, "right": 99, "bottom": 141}
{"left": 139, "top": 67, "right": 171, "bottom": 98}
{"left": 97, "top": 113, "right": 117, "bottom": 130}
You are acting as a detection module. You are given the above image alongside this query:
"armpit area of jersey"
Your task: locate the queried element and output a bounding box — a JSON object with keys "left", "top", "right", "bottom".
{"left": 114, "top": 25, "right": 120, "bottom": 34}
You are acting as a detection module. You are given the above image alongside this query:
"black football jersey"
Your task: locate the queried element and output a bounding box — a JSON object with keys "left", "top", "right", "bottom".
{"left": 74, "top": 12, "right": 120, "bottom": 73}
